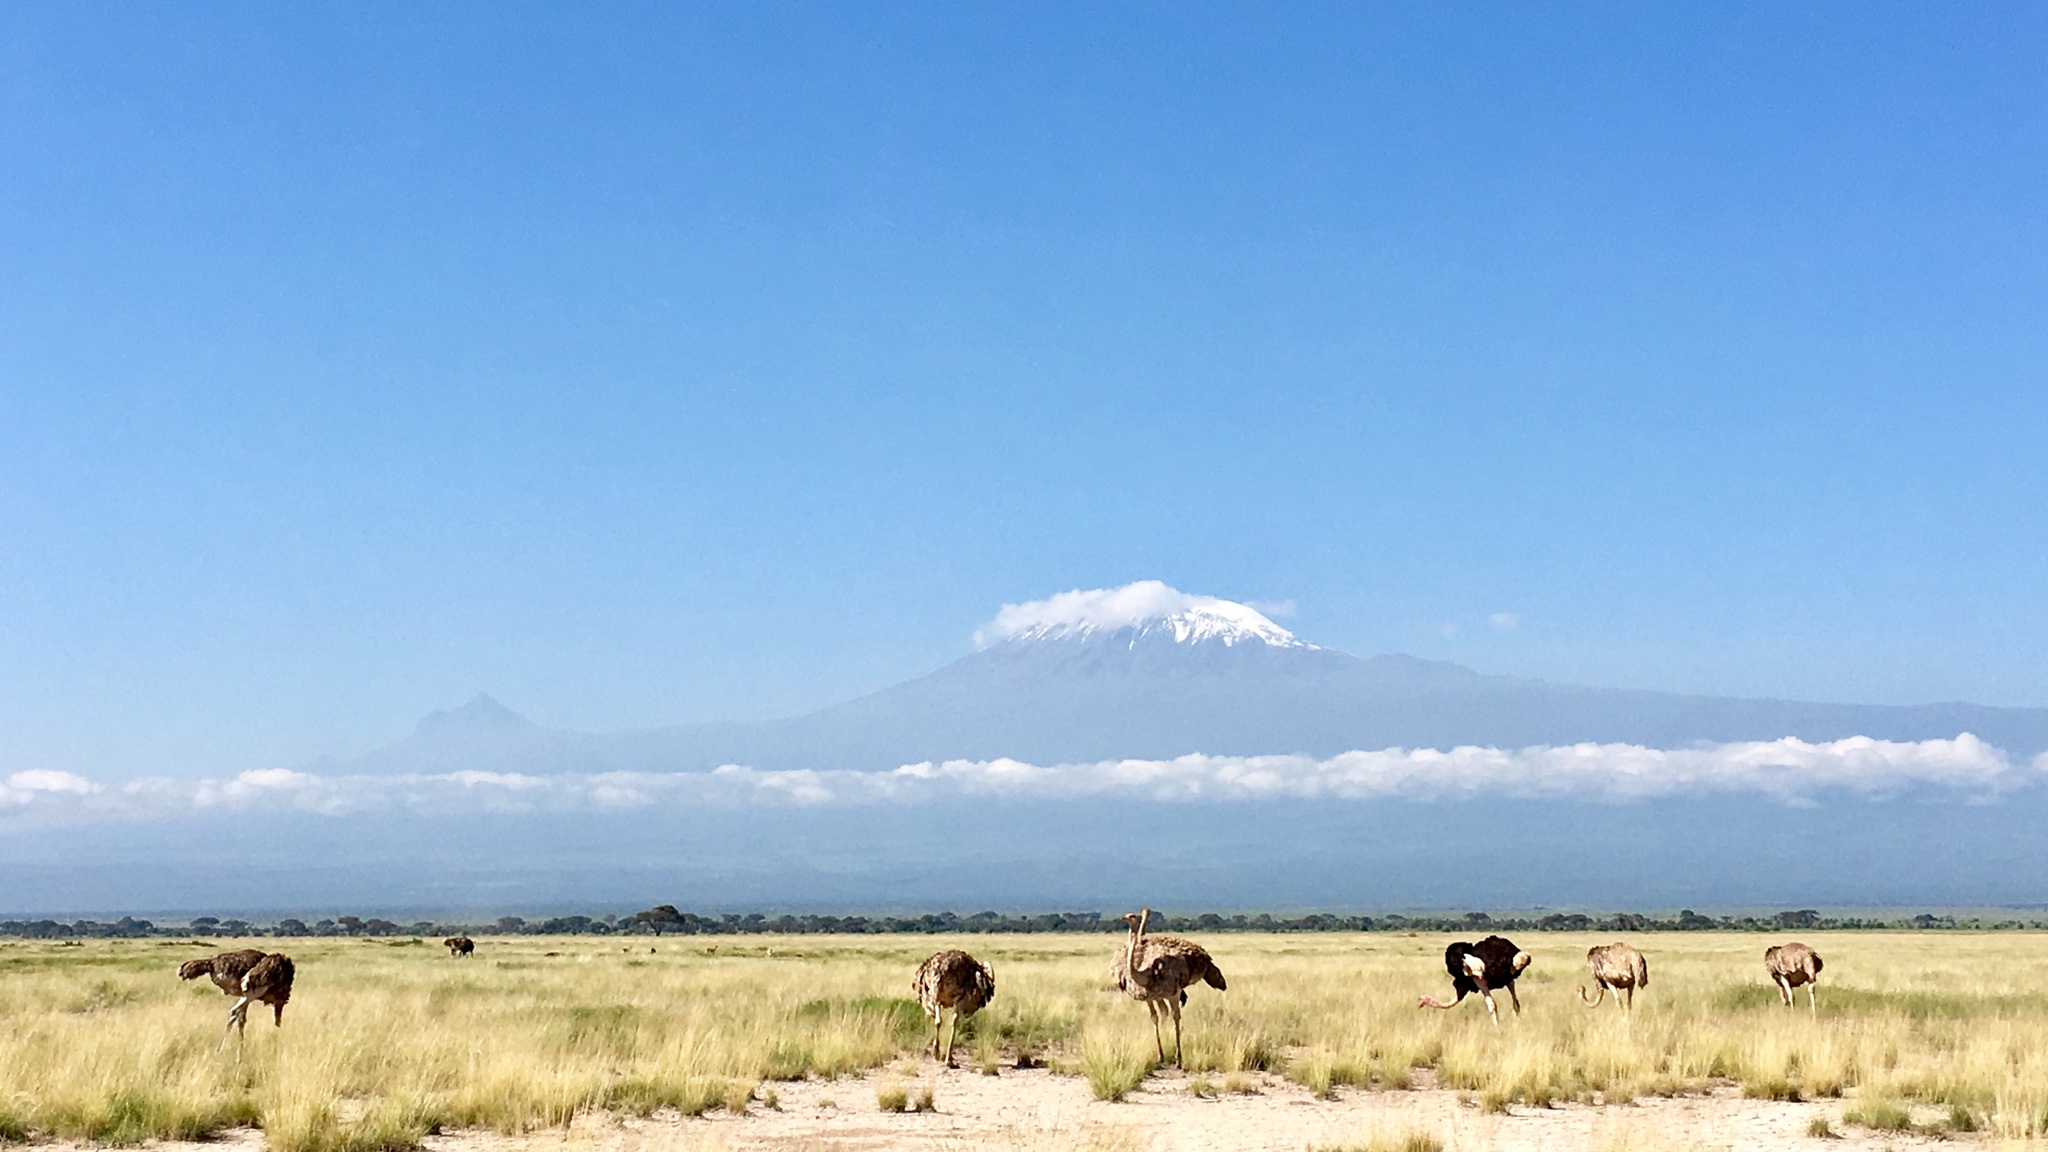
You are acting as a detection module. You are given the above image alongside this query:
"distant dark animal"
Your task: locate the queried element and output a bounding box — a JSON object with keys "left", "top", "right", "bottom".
{"left": 1765, "top": 943, "right": 1824, "bottom": 1014}
{"left": 1113, "top": 908, "right": 1227, "bottom": 1068}
{"left": 1418, "top": 935, "right": 1532, "bottom": 1026}
{"left": 1578, "top": 942, "right": 1649, "bottom": 1010}
{"left": 178, "top": 949, "right": 296, "bottom": 1039}
{"left": 443, "top": 936, "right": 475, "bottom": 958}
{"left": 912, "top": 949, "right": 996, "bottom": 1065}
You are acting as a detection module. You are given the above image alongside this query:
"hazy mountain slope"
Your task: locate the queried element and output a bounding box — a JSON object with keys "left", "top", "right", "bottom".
{"left": 330, "top": 599, "right": 2048, "bottom": 776}
{"left": 756, "top": 636, "right": 2048, "bottom": 765}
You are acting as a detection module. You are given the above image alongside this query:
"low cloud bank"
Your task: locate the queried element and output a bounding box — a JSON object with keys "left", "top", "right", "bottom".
{"left": 1, "top": 734, "right": 2038, "bottom": 829}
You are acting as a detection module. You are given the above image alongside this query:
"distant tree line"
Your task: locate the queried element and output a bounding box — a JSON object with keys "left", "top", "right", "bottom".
{"left": 0, "top": 906, "right": 2031, "bottom": 939}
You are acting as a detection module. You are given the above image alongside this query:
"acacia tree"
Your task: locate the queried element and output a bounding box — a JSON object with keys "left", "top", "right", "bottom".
{"left": 633, "top": 905, "right": 685, "bottom": 935}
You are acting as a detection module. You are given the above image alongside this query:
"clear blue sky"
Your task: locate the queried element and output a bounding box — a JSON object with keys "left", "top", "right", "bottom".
{"left": 3, "top": 3, "right": 2044, "bottom": 778}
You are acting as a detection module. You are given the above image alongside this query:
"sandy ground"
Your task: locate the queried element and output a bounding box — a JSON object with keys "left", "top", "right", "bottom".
{"left": 426, "top": 1065, "right": 1965, "bottom": 1152}
{"left": 60, "top": 1067, "right": 1972, "bottom": 1152}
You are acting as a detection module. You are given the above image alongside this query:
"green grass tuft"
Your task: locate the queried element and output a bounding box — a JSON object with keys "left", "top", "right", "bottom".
{"left": 1843, "top": 1097, "right": 1912, "bottom": 1132}
{"left": 1082, "top": 1033, "right": 1153, "bottom": 1102}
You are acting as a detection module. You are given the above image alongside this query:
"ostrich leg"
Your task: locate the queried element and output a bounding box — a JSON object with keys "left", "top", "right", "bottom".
{"left": 1147, "top": 999, "right": 1166, "bottom": 1063}
{"left": 1622, "top": 985, "right": 1633, "bottom": 1011}
{"left": 1775, "top": 976, "right": 1793, "bottom": 1007}
{"left": 225, "top": 995, "right": 252, "bottom": 1041}
{"left": 1807, "top": 982, "right": 1818, "bottom": 1017}
{"left": 1168, "top": 997, "right": 1185, "bottom": 1069}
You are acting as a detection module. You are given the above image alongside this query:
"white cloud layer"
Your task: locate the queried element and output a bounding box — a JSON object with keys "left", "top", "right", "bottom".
{"left": 974, "top": 580, "right": 1302, "bottom": 647}
{"left": 0, "top": 770, "right": 98, "bottom": 806}
{"left": 0, "top": 736, "right": 2039, "bottom": 829}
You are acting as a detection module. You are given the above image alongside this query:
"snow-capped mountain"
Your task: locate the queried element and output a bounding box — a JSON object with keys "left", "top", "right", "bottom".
{"left": 322, "top": 581, "right": 2048, "bottom": 777}
{"left": 972, "top": 581, "right": 1311, "bottom": 649}
{"left": 25, "top": 582, "right": 2048, "bottom": 912}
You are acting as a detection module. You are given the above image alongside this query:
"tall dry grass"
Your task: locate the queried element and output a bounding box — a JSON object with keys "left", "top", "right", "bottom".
{"left": 6, "top": 931, "right": 2048, "bottom": 1146}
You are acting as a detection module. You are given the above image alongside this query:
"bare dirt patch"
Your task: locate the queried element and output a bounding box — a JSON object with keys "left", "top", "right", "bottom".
{"left": 421, "top": 1065, "right": 1967, "bottom": 1152}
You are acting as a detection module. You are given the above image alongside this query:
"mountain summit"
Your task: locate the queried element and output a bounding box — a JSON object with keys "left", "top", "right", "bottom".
{"left": 414, "top": 693, "right": 534, "bottom": 737}
{"left": 974, "top": 581, "right": 1310, "bottom": 649}
{"left": 330, "top": 582, "right": 2048, "bottom": 776}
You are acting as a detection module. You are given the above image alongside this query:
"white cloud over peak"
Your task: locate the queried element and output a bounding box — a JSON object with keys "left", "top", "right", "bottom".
{"left": 0, "top": 736, "right": 2035, "bottom": 830}
{"left": 974, "top": 581, "right": 1304, "bottom": 648}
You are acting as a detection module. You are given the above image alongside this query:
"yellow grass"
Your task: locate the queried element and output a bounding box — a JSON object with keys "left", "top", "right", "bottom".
{"left": 4, "top": 931, "right": 2048, "bottom": 1147}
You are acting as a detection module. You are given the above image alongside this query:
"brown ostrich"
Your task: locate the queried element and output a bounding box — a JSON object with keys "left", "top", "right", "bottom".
{"left": 178, "top": 949, "right": 296, "bottom": 1039}
{"left": 1765, "top": 942, "right": 1824, "bottom": 1014}
{"left": 1418, "top": 935, "right": 1531, "bottom": 1026}
{"left": 1578, "top": 942, "right": 1649, "bottom": 1010}
{"left": 1112, "top": 908, "right": 1227, "bottom": 1068}
{"left": 911, "top": 949, "right": 995, "bottom": 1065}
{"left": 443, "top": 936, "right": 475, "bottom": 957}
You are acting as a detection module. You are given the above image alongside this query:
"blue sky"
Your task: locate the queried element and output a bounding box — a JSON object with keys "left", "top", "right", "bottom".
{"left": 2, "top": 3, "right": 2045, "bottom": 778}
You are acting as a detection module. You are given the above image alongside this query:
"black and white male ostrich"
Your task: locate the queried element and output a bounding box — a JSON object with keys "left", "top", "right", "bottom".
{"left": 1765, "top": 942, "right": 1824, "bottom": 1014}
{"left": 911, "top": 949, "right": 995, "bottom": 1065}
{"left": 178, "top": 949, "right": 296, "bottom": 1039}
{"left": 443, "top": 936, "right": 475, "bottom": 957}
{"left": 1113, "top": 908, "right": 1227, "bottom": 1068}
{"left": 1578, "top": 942, "right": 1649, "bottom": 1010}
{"left": 1418, "top": 935, "right": 1532, "bottom": 1026}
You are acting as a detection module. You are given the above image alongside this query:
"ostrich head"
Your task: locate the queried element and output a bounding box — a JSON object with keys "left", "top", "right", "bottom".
{"left": 1512, "top": 951, "right": 1533, "bottom": 976}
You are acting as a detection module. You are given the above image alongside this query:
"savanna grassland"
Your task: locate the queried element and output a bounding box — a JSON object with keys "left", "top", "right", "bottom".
{"left": 3, "top": 931, "right": 2047, "bottom": 1150}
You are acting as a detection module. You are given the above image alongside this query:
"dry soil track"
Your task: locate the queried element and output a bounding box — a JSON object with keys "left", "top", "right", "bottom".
{"left": 415, "top": 1065, "right": 1962, "bottom": 1152}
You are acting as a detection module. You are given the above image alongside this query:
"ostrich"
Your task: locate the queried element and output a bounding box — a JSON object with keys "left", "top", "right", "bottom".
{"left": 1418, "top": 935, "right": 1532, "bottom": 1026}
{"left": 178, "top": 949, "right": 296, "bottom": 1039}
{"left": 1113, "top": 908, "right": 1227, "bottom": 1068}
{"left": 1578, "top": 942, "right": 1649, "bottom": 1010}
{"left": 443, "top": 936, "right": 475, "bottom": 957}
{"left": 1765, "top": 943, "right": 1824, "bottom": 1014}
{"left": 912, "top": 949, "right": 996, "bottom": 1065}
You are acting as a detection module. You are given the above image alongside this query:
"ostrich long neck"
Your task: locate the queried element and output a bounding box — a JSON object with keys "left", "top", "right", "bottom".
{"left": 1125, "top": 910, "right": 1151, "bottom": 981}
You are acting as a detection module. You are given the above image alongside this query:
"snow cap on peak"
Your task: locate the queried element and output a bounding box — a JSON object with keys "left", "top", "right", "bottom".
{"left": 974, "top": 581, "right": 1310, "bottom": 649}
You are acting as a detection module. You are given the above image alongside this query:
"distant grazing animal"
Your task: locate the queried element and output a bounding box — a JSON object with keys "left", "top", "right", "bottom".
{"left": 1765, "top": 943, "right": 1824, "bottom": 1014}
{"left": 443, "top": 936, "right": 474, "bottom": 958}
{"left": 1419, "top": 935, "right": 1532, "bottom": 1025}
{"left": 912, "top": 950, "right": 996, "bottom": 1065}
{"left": 178, "top": 949, "right": 296, "bottom": 1039}
{"left": 1113, "top": 908, "right": 1227, "bottom": 1068}
{"left": 1578, "top": 942, "right": 1649, "bottom": 1010}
